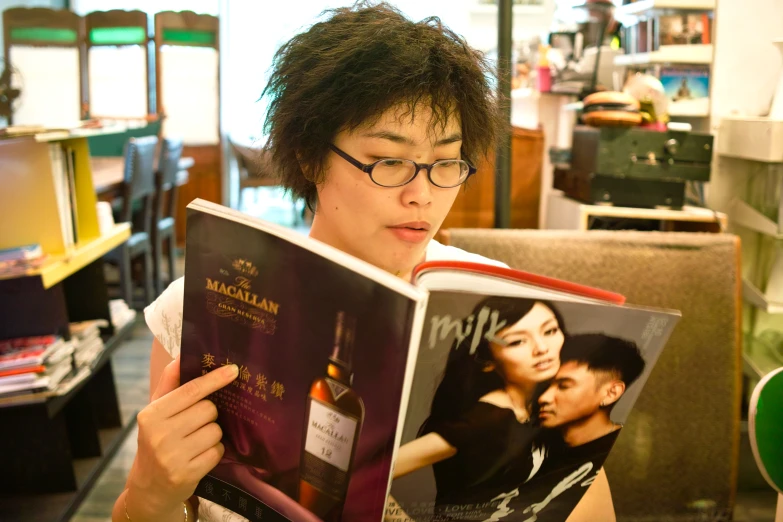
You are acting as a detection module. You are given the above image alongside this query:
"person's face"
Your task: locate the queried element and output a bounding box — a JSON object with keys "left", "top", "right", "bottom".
{"left": 311, "top": 104, "right": 464, "bottom": 276}
{"left": 487, "top": 303, "right": 564, "bottom": 385}
{"left": 537, "top": 361, "right": 608, "bottom": 429}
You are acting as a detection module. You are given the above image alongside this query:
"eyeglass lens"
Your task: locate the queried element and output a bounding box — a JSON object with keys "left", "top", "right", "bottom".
{"left": 372, "top": 159, "right": 468, "bottom": 187}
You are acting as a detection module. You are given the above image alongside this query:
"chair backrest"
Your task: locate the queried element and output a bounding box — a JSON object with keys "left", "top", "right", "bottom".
{"left": 229, "top": 139, "right": 278, "bottom": 182}
{"left": 158, "top": 136, "right": 184, "bottom": 188}
{"left": 749, "top": 367, "right": 783, "bottom": 495}
{"left": 120, "top": 135, "right": 158, "bottom": 227}
{"left": 441, "top": 228, "right": 741, "bottom": 521}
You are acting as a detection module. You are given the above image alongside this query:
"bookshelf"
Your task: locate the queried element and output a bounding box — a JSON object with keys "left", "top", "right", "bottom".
{"left": 615, "top": 1, "right": 715, "bottom": 125}
{"left": 0, "top": 127, "right": 137, "bottom": 519}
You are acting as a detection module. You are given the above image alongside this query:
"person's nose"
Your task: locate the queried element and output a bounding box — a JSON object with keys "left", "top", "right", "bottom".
{"left": 400, "top": 166, "right": 433, "bottom": 208}
{"left": 532, "top": 335, "right": 548, "bottom": 356}
{"left": 539, "top": 386, "right": 554, "bottom": 406}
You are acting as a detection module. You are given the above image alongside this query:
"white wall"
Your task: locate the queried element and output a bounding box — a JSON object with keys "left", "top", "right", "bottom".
{"left": 220, "top": 0, "right": 556, "bottom": 146}
{"left": 707, "top": 0, "right": 783, "bottom": 213}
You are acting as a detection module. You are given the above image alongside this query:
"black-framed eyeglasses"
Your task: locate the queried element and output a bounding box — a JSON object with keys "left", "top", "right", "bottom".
{"left": 329, "top": 144, "right": 477, "bottom": 188}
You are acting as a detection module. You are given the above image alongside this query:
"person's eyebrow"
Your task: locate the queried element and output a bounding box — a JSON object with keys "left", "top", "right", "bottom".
{"left": 361, "top": 130, "right": 463, "bottom": 147}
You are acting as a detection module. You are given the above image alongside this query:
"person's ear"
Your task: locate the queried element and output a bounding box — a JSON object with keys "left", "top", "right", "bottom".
{"left": 481, "top": 361, "right": 496, "bottom": 373}
{"left": 600, "top": 380, "right": 626, "bottom": 408}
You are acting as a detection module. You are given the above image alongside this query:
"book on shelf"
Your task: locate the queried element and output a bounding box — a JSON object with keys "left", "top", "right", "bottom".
{"left": 0, "top": 244, "right": 43, "bottom": 263}
{"left": 179, "top": 199, "right": 681, "bottom": 522}
{"left": 70, "top": 319, "right": 108, "bottom": 369}
{"left": 0, "top": 335, "right": 75, "bottom": 397}
{"left": 110, "top": 299, "right": 137, "bottom": 330}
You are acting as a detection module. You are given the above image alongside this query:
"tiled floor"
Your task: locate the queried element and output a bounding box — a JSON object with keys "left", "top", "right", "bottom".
{"left": 69, "top": 190, "right": 781, "bottom": 521}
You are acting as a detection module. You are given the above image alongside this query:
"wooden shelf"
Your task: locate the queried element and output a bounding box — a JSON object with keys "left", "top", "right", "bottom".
{"left": 31, "top": 122, "right": 144, "bottom": 143}
{"left": 0, "top": 223, "right": 131, "bottom": 289}
{"left": 615, "top": 44, "right": 713, "bottom": 66}
{"left": 616, "top": 0, "right": 715, "bottom": 17}
{"left": 0, "top": 413, "right": 138, "bottom": 522}
{"left": 0, "top": 315, "right": 138, "bottom": 412}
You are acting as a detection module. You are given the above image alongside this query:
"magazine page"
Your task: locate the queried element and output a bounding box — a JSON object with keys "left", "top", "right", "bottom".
{"left": 180, "top": 206, "right": 427, "bottom": 522}
{"left": 388, "top": 290, "right": 680, "bottom": 522}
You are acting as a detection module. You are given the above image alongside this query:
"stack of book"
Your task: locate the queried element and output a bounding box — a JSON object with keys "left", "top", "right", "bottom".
{"left": 110, "top": 298, "right": 137, "bottom": 330}
{"left": 0, "top": 244, "right": 47, "bottom": 279}
{"left": 0, "top": 335, "right": 74, "bottom": 397}
{"left": 69, "top": 320, "right": 107, "bottom": 368}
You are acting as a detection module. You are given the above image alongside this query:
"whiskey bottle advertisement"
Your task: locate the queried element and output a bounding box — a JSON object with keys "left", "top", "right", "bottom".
{"left": 179, "top": 203, "right": 424, "bottom": 522}
{"left": 299, "top": 311, "right": 366, "bottom": 521}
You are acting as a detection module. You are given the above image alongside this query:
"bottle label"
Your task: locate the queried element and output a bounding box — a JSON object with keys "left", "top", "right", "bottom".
{"left": 326, "top": 378, "right": 349, "bottom": 401}
{"left": 303, "top": 399, "right": 358, "bottom": 473}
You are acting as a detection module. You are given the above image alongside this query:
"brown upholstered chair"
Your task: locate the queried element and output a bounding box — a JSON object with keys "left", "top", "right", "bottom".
{"left": 439, "top": 228, "right": 742, "bottom": 522}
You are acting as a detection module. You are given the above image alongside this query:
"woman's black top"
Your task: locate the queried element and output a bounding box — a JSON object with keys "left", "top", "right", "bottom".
{"left": 427, "top": 401, "right": 540, "bottom": 508}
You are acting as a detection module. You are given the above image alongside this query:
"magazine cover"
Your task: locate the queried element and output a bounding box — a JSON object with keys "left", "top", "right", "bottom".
{"left": 388, "top": 290, "right": 680, "bottom": 522}
{"left": 180, "top": 205, "right": 426, "bottom": 522}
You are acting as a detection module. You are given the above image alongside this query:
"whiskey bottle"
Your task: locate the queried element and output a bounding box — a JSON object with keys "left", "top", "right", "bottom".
{"left": 298, "top": 311, "right": 365, "bottom": 521}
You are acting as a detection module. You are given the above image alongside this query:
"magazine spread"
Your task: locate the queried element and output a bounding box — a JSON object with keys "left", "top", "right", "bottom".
{"left": 179, "top": 199, "right": 681, "bottom": 522}
{"left": 387, "top": 279, "right": 679, "bottom": 522}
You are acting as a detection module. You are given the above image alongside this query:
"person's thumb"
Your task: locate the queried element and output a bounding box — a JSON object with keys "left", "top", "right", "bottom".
{"left": 151, "top": 356, "right": 181, "bottom": 402}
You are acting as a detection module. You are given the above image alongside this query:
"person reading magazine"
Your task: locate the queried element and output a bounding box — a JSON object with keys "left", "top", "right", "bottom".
{"left": 112, "top": 2, "right": 616, "bottom": 521}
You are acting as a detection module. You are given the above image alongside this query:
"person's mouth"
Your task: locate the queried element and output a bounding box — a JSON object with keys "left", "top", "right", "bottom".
{"left": 538, "top": 409, "right": 554, "bottom": 419}
{"left": 388, "top": 221, "right": 431, "bottom": 244}
{"left": 532, "top": 358, "right": 554, "bottom": 372}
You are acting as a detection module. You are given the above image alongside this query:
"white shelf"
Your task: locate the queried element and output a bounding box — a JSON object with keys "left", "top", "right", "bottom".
{"left": 717, "top": 116, "right": 783, "bottom": 163}
{"left": 743, "top": 279, "right": 783, "bottom": 314}
{"left": 669, "top": 98, "right": 711, "bottom": 117}
{"left": 614, "top": 44, "right": 713, "bottom": 66}
{"left": 727, "top": 198, "right": 782, "bottom": 238}
{"left": 616, "top": 0, "right": 715, "bottom": 17}
{"left": 545, "top": 191, "right": 728, "bottom": 230}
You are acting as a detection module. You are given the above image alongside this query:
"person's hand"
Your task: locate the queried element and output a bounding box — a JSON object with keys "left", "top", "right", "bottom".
{"left": 126, "top": 357, "right": 239, "bottom": 518}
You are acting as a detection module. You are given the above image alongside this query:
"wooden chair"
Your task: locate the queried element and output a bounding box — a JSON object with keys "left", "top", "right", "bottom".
{"left": 151, "top": 137, "right": 184, "bottom": 295}
{"left": 104, "top": 136, "right": 158, "bottom": 309}
{"left": 230, "top": 139, "right": 307, "bottom": 224}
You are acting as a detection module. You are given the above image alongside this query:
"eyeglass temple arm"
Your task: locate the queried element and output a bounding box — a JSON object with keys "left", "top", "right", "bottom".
{"left": 328, "top": 144, "right": 373, "bottom": 173}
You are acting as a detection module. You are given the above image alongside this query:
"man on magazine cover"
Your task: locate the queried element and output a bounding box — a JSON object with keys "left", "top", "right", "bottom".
{"left": 483, "top": 333, "right": 646, "bottom": 522}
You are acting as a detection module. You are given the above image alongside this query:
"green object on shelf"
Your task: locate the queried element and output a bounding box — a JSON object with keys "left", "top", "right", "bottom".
{"left": 87, "top": 120, "right": 162, "bottom": 157}
{"left": 10, "top": 27, "right": 77, "bottom": 43}
{"left": 90, "top": 27, "right": 147, "bottom": 45}
{"left": 749, "top": 366, "right": 783, "bottom": 494}
{"left": 162, "top": 28, "right": 215, "bottom": 45}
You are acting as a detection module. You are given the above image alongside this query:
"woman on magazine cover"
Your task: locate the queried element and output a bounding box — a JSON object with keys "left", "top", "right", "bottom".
{"left": 112, "top": 2, "right": 617, "bottom": 521}
{"left": 391, "top": 297, "right": 568, "bottom": 518}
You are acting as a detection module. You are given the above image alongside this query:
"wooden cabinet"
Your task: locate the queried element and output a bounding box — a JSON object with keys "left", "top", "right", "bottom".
{"left": 441, "top": 126, "right": 543, "bottom": 230}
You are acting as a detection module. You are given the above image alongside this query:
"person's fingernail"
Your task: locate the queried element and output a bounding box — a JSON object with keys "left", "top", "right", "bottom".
{"left": 224, "top": 364, "right": 239, "bottom": 378}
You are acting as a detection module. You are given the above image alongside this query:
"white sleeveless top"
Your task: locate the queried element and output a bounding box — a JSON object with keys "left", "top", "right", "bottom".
{"left": 143, "top": 239, "right": 505, "bottom": 522}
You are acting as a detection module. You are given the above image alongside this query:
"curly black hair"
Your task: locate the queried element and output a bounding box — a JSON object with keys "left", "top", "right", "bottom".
{"left": 260, "top": 1, "right": 503, "bottom": 210}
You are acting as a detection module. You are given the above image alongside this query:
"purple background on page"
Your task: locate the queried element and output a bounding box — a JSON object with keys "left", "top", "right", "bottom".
{"left": 180, "top": 209, "right": 419, "bottom": 521}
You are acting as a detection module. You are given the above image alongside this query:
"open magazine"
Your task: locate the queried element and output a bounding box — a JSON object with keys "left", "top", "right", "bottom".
{"left": 179, "top": 199, "right": 681, "bottom": 522}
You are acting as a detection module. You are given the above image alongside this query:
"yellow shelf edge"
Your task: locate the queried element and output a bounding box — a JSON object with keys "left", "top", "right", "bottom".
{"left": 37, "top": 223, "right": 131, "bottom": 289}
